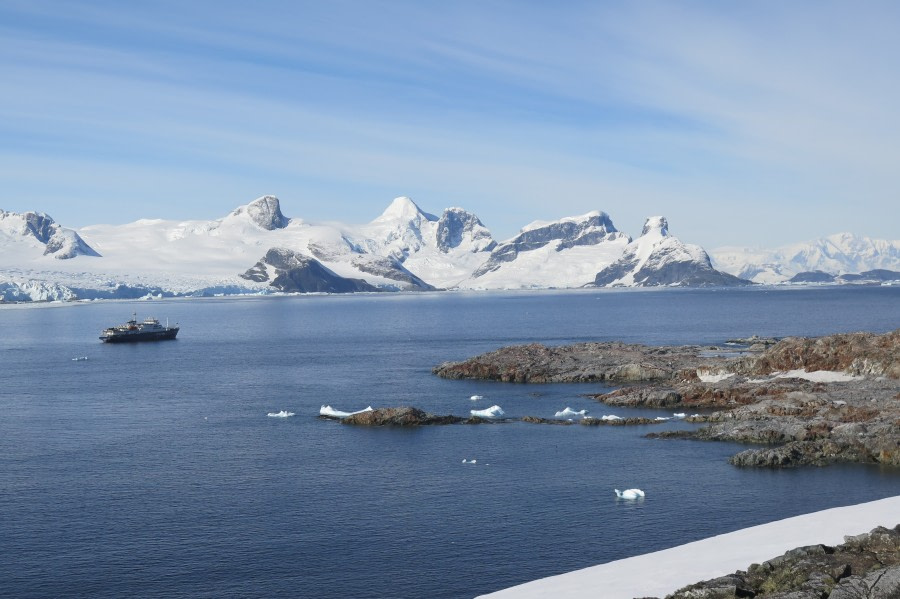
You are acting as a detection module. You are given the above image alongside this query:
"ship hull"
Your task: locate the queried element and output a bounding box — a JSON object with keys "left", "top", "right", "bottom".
{"left": 100, "top": 328, "right": 179, "bottom": 343}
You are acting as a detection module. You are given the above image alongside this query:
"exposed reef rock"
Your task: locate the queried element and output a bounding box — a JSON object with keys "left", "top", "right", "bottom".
{"left": 435, "top": 329, "right": 900, "bottom": 468}
{"left": 662, "top": 525, "right": 900, "bottom": 599}
{"left": 320, "top": 407, "right": 666, "bottom": 427}
{"left": 331, "top": 407, "right": 479, "bottom": 426}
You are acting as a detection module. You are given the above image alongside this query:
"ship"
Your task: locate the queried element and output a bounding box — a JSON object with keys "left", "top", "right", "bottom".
{"left": 100, "top": 313, "right": 179, "bottom": 343}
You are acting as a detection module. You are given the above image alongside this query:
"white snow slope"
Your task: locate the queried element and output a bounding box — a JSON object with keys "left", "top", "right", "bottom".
{"left": 460, "top": 211, "right": 631, "bottom": 289}
{"left": 711, "top": 233, "right": 900, "bottom": 283}
{"left": 479, "top": 495, "right": 900, "bottom": 599}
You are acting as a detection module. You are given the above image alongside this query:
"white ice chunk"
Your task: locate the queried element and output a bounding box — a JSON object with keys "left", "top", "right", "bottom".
{"left": 319, "top": 405, "right": 374, "bottom": 419}
{"left": 673, "top": 413, "right": 686, "bottom": 419}
{"left": 267, "top": 410, "right": 295, "bottom": 418}
{"left": 615, "top": 488, "right": 645, "bottom": 499}
{"left": 471, "top": 405, "right": 505, "bottom": 418}
{"left": 470, "top": 395, "right": 484, "bottom": 400}
{"left": 555, "top": 407, "right": 589, "bottom": 418}
{"left": 601, "top": 414, "right": 622, "bottom": 421}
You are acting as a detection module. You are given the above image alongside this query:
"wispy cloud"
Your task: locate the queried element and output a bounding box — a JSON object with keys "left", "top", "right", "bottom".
{"left": 1, "top": 1, "right": 898, "bottom": 245}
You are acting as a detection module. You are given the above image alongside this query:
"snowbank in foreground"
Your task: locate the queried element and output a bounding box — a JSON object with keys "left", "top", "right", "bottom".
{"left": 478, "top": 495, "right": 900, "bottom": 599}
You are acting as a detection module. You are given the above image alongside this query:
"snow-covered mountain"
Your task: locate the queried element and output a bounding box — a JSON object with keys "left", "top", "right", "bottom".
{"left": 461, "top": 211, "right": 631, "bottom": 289}
{"left": 593, "top": 217, "right": 749, "bottom": 287}
{"left": 711, "top": 233, "right": 900, "bottom": 283}
{"left": 0, "top": 209, "right": 100, "bottom": 260}
{"left": 15, "top": 195, "right": 889, "bottom": 302}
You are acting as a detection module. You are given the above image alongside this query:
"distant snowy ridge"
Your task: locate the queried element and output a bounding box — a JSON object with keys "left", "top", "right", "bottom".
{"left": 9, "top": 195, "right": 891, "bottom": 302}
{"left": 711, "top": 233, "right": 900, "bottom": 283}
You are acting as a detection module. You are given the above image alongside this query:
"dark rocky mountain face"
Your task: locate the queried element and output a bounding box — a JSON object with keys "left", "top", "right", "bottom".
{"left": 435, "top": 208, "right": 495, "bottom": 253}
{"left": 594, "top": 250, "right": 751, "bottom": 287}
{"left": 234, "top": 196, "right": 289, "bottom": 230}
{"left": 241, "top": 248, "right": 378, "bottom": 293}
{"left": 16, "top": 211, "right": 101, "bottom": 259}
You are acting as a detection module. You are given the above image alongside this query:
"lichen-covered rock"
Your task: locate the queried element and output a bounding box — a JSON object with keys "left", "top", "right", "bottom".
{"left": 667, "top": 526, "right": 900, "bottom": 599}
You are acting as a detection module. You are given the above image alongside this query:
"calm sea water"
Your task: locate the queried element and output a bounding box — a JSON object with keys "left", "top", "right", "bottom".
{"left": 1, "top": 286, "right": 899, "bottom": 599}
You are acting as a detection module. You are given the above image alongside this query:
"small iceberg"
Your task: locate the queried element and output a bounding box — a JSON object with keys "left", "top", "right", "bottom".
{"left": 469, "top": 395, "right": 484, "bottom": 401}
{"left": 470, "top": 405, "right": 505, "bottom": 419}
{"left": 319, "top": 405, "right": 374, "bottom": 419}
{"left": 555, "top": 407, "right": 588, "bottom": 419}
{"left": 673, "top": 413, "right": 686, "bottom": 419}
{"left": 267, "top": 410, "right": 295, "bottom": 418}
{"left": 655, "top": 416, "right": 670, "bottom": 421}
{"left": 462, "top": 458, "right": 477, "bottom": 464}
{"left": 615, "top": 488, "right": 645, "bottom": 500}
{"left": 71, "top": 356, "right": 89, "bottom": 361}
{"left": 600, "top": 414, "right": 622, "bottom": 421}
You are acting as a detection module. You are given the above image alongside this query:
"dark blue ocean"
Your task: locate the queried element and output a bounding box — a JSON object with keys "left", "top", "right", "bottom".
{"left": 1, "top": 286, "right": 899, "bottom": 599}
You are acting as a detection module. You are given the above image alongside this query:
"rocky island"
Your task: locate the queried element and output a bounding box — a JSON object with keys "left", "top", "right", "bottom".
{"left": 433, "top": 329, "right": 900, "bottom": 468}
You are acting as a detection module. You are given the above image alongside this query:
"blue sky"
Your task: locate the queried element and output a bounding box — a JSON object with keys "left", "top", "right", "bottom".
{"left": 2, "top": 0, "right": 898, "bottom": 247}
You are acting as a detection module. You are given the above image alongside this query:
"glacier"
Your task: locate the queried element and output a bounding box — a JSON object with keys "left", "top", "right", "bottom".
{"left": 9, "top": 193, "right": 894, "bottom": 302}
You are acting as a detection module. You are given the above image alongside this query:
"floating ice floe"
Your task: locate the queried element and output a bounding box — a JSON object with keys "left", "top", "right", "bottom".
{"left": 71, "top": 356, "right": 88, "bottom": 361}
{"left": 267, "top": 410, "right": 295, "bottom": 418}
{"left": 555, "top": 407, "right": 588, "bottom": 419}
{"left": 600, "top": 414, "right": 622, "bottom": 421}
{"left": 615, "top": 488, "right": 645, "bottom": 500}
{"left": 319, "top": 405, "right": 374, "bottom": 419}
{"left": 655, "top": 416, "right": 670, "bottom": 421}
{"left": 469, "top": 395, "right": 484, "bottom": 401}
{"left": 470, "top": 405, "right": 505, "bottom": 418}
{"left": 673, "top": 413, "right": 686, "bottom": 419}
{"left": 462, "top": 459, "right": 477, "bottom": 464}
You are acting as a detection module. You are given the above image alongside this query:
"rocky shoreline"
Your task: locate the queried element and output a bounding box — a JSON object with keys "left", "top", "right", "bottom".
{"left": 659, "top": 524, "right": 900, "bottom": 599}
{"left": 433, "top": 330, "right": 900, "bottom": 468}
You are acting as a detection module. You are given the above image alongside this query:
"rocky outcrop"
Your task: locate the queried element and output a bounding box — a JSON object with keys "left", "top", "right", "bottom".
{"left": 436, "top": 208, "right": 496, "bottom": 253}
{"left": 341, "top": 407, "right": 472, "bottom": 425}
{"left": 228, "top": 195, "right": 289, "bottom": 230}
{"left": 241, "top": 247, "right": 379, "bottom": 293}
{"left": 433, "top": 342, "right": 714, "bottom": 383}
{"left": 736, "top": 330, "right": 900, "bottom": 379}
{"left": 790, "top": 270, "right": 837, "bottom": 283}
{"left": 662, "top": 525, "right": 900, "bottom": 599}
{"left": 350, "top": 256, "right": 436, "bottom": 290}
{"left": 436, "top": 329, "right": 900, "bottom": 468}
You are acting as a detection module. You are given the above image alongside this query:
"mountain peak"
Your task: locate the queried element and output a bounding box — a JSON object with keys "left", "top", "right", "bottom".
{"left": 641, "top": 216, "right": 669, "bottom": 237}
{"left": 230, "top": 195, "right": 289, "bottom": 230}
{"left": 375, "top": 197, "right": 436, "bottom": 223}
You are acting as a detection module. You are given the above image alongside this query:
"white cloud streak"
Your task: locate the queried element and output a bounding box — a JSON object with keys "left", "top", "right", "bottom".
{"left": 1, "top": 1, "right": 898, "bottom": 246}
